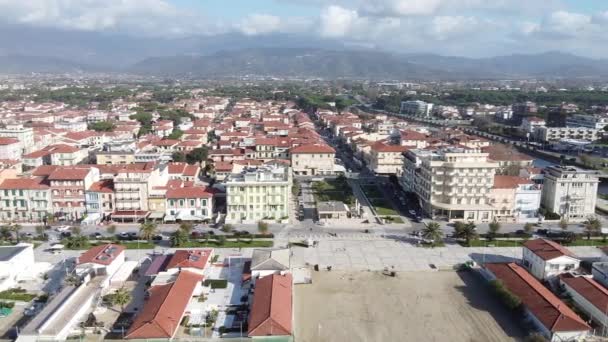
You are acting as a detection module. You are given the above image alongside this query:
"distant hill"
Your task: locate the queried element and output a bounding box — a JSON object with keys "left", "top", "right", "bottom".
{"left": 129, "top": 48, "right": 449, "bottom": 80}
{"left": 0, "top": 55, "right": 94, "bottom": 74}
{"left": 130, "top": 48, "right": 608, "bottom": 80}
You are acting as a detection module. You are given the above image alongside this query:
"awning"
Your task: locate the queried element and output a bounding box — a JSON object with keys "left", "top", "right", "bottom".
{"left": 112, "top": 210, "right": 150, "bottom": 219}
{"left": 148, "top": 212, "right": 165, "bottom": 219}
{"left": 176, "top": 212, "right": 206, "bottom": 221}
{"left": 164, "top": 215, "right": 176, "bottom": 222}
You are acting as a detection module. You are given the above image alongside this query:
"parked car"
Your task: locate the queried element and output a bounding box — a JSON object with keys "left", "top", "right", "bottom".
{"left": 55, "top": 225, "right": 70, "bottom": 232}
{"left": 152, "top": 234, "right": 164, "bottom": 241}
{"left": 91, "top": 232, "right": 103, "bottom": 239}
{"left": 60, "top": 231, "right": 72, "bottom": 238}
{"left": 408, "top": 210, "right": 417, "bottom": 217}
{"left": 536, "top": 229, "right": 548, "bottom": 235}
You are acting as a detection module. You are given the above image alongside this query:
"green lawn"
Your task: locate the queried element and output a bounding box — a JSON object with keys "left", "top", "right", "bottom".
{"left": 180, "top": 240, "right": 274, "bottom": 248}
{"left": 203, "top": 279, "right": 228, "bottom": 289}
{"left": 382, "top": 216, "right": 404, "bottom": 223}
{"left": 464, "top": 239, "right": 526, "bottom": 247}
{"left": 0, "top": 289, "right": 37, "bottom": 302}
{"left": 370, "top": 198, "right": 398, "bottom": 216}
{"left": 313, "top": 178, "right": 355, "bottom": 205}
{"left": 360, "top": 184, "right": 383, "bottom": 198}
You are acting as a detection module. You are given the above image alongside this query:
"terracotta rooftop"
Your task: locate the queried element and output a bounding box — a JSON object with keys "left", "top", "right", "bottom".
{"left": 485, "top": 263, "right": 589, "bottom": 333}
{"left": 0, "top": 178, "right": 49, "bottom": 190}
{"left": 88, "top": 179, "right": 114, "bottom": 193}
{"left": 77, "top": 244, "right": 125, "bottom": 266}
{"left": 165, "top": 249, "right": 213, "bottom": 270}
{"left": 371, "top": 142, "right": 408, "bottom": 153}
{"left": 248, "top": 273, "right": 293, "bottom": 337}
{"left": 166, "top": 186, "right": 213, "bottom": 199}
{"left": 290, "top": 144, "right": 335, "bottom": 154}
{"left": 560, "top": 273, "right": 608, "bottom": 315}
{"left": 48, "top": 167, "right": 92, "bottom": 180}
{"left": 126, "top": 270, "right": 203, "bottom": 339}
{"left": 523, "top": 239, "right": 577, "bottom": 261}
{"left": 0, "top": 137, "right": 19, "bottom": 145}
{"left": 492, "top": 175, "right": 533, "bottom": 189}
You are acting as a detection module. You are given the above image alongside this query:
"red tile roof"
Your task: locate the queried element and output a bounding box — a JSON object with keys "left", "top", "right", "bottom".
{"left": 165, "top": 249, "right": 213, "bottom": 270}
{"left": 485, "top": 263, "right": 589, "bottom": 333}
{"left": 523, "top": 239, "right": 577, "bottom": 261}
{"left": 371, "top": 142, "right": 408, "bottom": 153}
{"left": 77, "top": 244, "right": 125, "bottom": 265}
{"left": 0, "top": 178, "right": 49, "bottom": 190}
{"left": 126, "top": 270, "right": 203, "bottom": 339}
{"left": 0, "top": 137, "right": 19, "bottom": 145}
{"left": 248, "top": 273, "right": 293, "bottom": 337}
{"left": 492, "top": 176, "right": 533, "bottom": 189}
{"left": 166, "top": 186, "right": 213, "bottom": 199}
{"left": 48, "top": 167, "right": 92, "bottom": 180}
{"left": 560, "top": 273, "right": 608, "bottom": 314}
{"left": 290, "top": 144, "right": 335, "bottom": 154}
{"left": 88, "top": 179, "right": 114, "bottom": 193}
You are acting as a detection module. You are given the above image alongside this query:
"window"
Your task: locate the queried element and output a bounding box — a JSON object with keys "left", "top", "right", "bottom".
{"left": 549, "top": 264, "right": 560, "bottom": 270}
{"left": 190, "top": 199, "right": 195, "bottom": 206}
{"left": 565, "top": 264, "right": 575, "bottom": 271}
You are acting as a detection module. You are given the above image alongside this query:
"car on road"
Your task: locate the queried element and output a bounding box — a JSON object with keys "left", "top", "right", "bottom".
{"left": 408, "top": 210, "right": 417, "bottom": 217}
{"left": 55, "top": 225, "right": 70, "bottom": 232}
{"left": 91, "top": 232, "right": 103, "bottom": 239}
{"left": 60, "top": 231, "right": 72, "bottom": 238}
{"left": 536, "top": 229, "right": 548, "bottom": 236}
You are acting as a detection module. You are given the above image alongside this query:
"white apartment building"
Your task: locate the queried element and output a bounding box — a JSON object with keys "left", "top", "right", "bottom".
{"left": 566, "top": 114, "right": 608, "bottom": 130}
{"left": 534, "top": 126, "right": 599, "bottom": 143}
{"left": 410, "top": 147, "right": 499, "bottom": 222}
{"left": 290, "top": 144, "right": 336, "bottom": 176}
{"left": 0, "top": 178, "right": 52, "bottom": 223}
{"left": 165, "top": 186, "right": 214, "bottom": 222}
{"left": 0, "top": 124, "right": 35, "bottom": 154}
{"left": 489, "top": 176, "right": 542, "bottom": 223}
{"left": 522, "top": 239, "right": 580, "bottom": 281}
{"left": 226, "top": 165, "right": 292, "bottom": 224}
{"left": 541, "top": 166, "right": 599, "bottom": 221}
{"left": 113, "top": 164, "right": 168, "bottom": 219}
{"left": 520, "top": 116, "right": 546, "bottom": 134}
{"left": 400, "top": 100, "right": 434, "bottom": 117}
{"left": 0, "top": 137, "right": 21, "bottom": 160}
{"left": 367, "top": 142, "right": 408, "bottom": 175}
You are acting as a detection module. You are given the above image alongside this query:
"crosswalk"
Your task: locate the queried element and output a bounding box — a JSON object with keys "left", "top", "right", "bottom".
{"left": 288, "top": 232, "right": 404, "bottom": 241}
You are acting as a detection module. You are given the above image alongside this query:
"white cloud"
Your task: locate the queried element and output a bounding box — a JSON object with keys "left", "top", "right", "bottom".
{"left": 239, "top": 14, "right": 282, "bottom": 35}
{"left": 319, "top": 5, "right": 359, "bottom": 38}
{"left": 0, "top": 0, "right": 211, "bottom": 36}
{"left": 428, "top": 16, "right": 478, "bottom": 40}
{"left": 361, "top": 0, "right": 441, "bottom": 16}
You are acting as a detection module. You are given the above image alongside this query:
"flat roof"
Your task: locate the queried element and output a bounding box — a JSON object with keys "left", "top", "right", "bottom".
{"left": 0, "top": 245, "right": 29, "bottom": 262}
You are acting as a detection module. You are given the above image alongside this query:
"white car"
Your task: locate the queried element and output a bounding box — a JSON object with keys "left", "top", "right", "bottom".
{"left": 55, "top": 225, "right": 71, "bottom": 232}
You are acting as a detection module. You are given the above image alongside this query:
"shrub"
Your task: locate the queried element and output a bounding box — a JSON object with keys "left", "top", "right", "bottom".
{"left": 489, "top": 280, "right": 521, "bottom": 311}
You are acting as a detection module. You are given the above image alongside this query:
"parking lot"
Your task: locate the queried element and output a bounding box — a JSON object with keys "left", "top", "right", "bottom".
{"left": 294, "top": 270, "right": 525, "bottom": 342}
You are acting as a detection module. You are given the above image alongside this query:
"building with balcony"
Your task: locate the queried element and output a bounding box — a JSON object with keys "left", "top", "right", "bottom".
{"left": 0, "top": 178, "right": 51, "bottom": 223}
{"left": 226, "top": 165, "right": 292, "bottom": 224}
{"left": 534, "top": 126, "right": 600, "bottom": 143}
{"left": 408, "top": 146, "right": 499, "bottom": 222}
{"left": 290, "top": 144, "right": 336, "bottom": 176}
{"left": 165, "top": 185, "right": 214, "bottom": 222}
{"left": 541, "top": 166, "right": 599, "bottom": 221}
{"left": 400, "top": 100, "right": 434, "bottom": 117}
{"left": 113, "top": 163, "right": 168, "bottom": 221}
{"left": 489, "top": 176, "right": 542, "bottom": 223}
{"left": 0, "top": 124, "right": 35, "bottom": 154}
{"left": 367, "top": 142, "right": 408, "bottom": 175}
{"left": 49, "top": 167, "right": 100, "bottom": 221}
{"left": 565, "top": 114, "right": 608, "bottom": 130}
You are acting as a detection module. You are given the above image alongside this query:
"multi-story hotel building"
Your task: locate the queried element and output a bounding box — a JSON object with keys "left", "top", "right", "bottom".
{"left": 226, "top": 165, "right": 292, "bottom": 224}
{"left": 541, "top": 166, "right": 599, "bottom": 221}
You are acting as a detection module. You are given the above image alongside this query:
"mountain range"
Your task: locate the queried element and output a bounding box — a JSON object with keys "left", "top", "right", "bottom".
{"left": 0, "top": 24, "right": 606, "bottom": 80}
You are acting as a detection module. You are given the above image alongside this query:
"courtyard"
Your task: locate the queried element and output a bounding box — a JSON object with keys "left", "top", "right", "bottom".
{"left": 294, "top": 270, "right": 526, "bottom": 342}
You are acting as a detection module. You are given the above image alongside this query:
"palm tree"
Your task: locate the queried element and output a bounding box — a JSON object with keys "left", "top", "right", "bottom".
{"left": 71, "top": 226, "right": 82, "bottom": 236}
{"left": 559, "top": 219, "right": 569, "bottom": 230}
{"left": 66, "top": 235, "right": 89, "bottom": 249}
{"left": 221, "top": 224, "right": 234, "bottom": 233}
{"left": 139, "top": 222, "right": 158, "bottom": 242}
{"left": 217, "top": 235, "right": 227, "bottom": 246}
{"left": 523, "top": 223, "right": 534, "bottom": 235}
{"left": 257, "top": 221, "right": 269, "bottom": 235}
{"left": 106, "top": 225, "right": 117, "bottom": 235}
{"left": 109, "top": 287, "right": 132, "bottom": 311}
{"left": 488, "top": 221, "right": 501, "bottom": 241}
{"left": 11, "top": 224, "right": 22, "bottom": 243}
{"left": 170, "top": 229, "right": 188, "bottom": 247}
{"left": 0, "top": 226, "right": 12, "bottom": 241}
{"left": 584, "top": 217, "right": 601, "bottom": 240}
{"left": 422, "top": 222, "right": 443, "bottom": 247}
{"left": 455, "top": 222, "right": 478, "bottom": 246}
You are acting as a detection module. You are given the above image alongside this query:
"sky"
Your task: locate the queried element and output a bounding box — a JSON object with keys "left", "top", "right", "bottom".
{"left": 1, "top": 0, "right": 608, "bottom": 58}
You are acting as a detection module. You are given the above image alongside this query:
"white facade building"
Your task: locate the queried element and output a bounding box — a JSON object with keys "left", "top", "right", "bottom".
{"left": 566, "top": 114, "right": 608, "bottom": 130}
{"left": 226, "top": 165, "right": 292, "bottom": 224}
{"left": 400, "top": 100, "right": 434, "bottom": 117}
{"left": 541, "top": 166, "right": 599, "bottom": 221}
{"left": 522, "top": 239, "right": 580, "bottom": 281}
{"left": 535, "top": 126, "right": 599, "bottom": 143}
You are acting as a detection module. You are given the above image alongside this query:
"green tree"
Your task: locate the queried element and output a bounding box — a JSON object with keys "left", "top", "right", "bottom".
{"left": 454, "top": 222, "right": 478, "bottom": 246}
{"left": 139, "top": 222, "right": 158, "bottom": 242}
{"left": 584, "top": 217, "right": 601, "bottom": 240}
{"left": 179, "top": 222, "right": 194, "bottom": 235}
{"left": 488, "top": 221, "right": 501, "bottom": 241}
{"left": 421, "top": 222, "right": 443, "bottom": 247}
{"left": 71, "top": 226, "right": 81, "bottom": 236}
{"left": 186, "top": 147, "right": 208, "bottom": 165}
{"left": 172, "top": 152, "right": 186, "bottom": 162}
{"left": 107, "top": 225, "right": 117, "bottom": 235}
{"left": 108, "top": 287, "right": 132, "bottom": 311}
{"left": 221, "top": 224, "right": 234, "bottom": 233}
{"left": 88, "top": 121, "right": 116, "bottom": 132}
{"left": 11, "top": 224, "right": 22, "bottom": 243}
{"left": 66, "top": 235, "right": 89, "bottom": 249}
{"left": 170, "top": 229, "right": 188, "bottom": 247}
{"left": 217, "top": 235, "right": 226, "bottom": 246}
{"left": 523, "top": 223, "right": 534, "bottom": 234}
{"left": 168, "top": 129, "right": 184, "bottom": 140}
{"left": 257, "top": 221, "right": 269, "bottom": 235}
{"left": 0, "top": 226, "right": 12, "bottom": 241}
{"left": 559, "top": 219, "right": 569, "bottom": 230}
